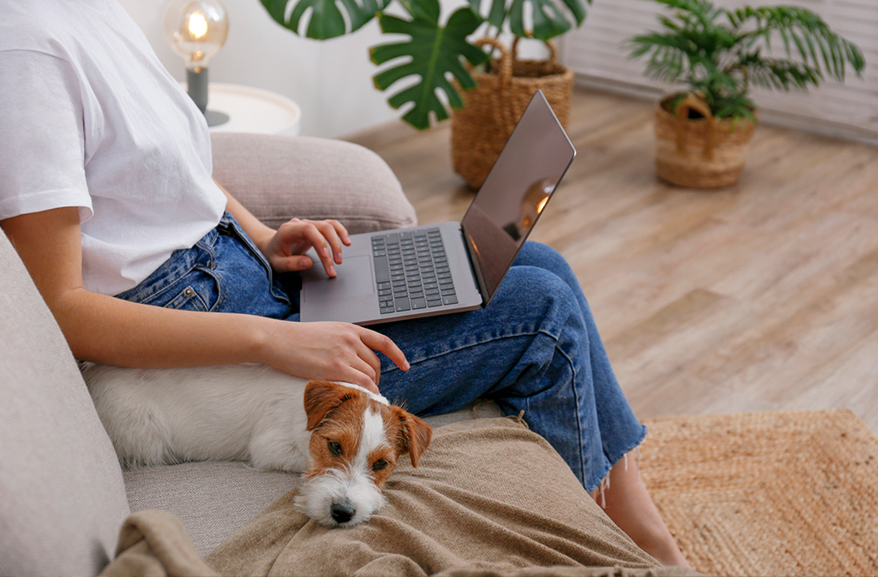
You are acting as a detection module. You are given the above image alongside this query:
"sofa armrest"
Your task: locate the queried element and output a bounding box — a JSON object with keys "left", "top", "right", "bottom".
{"left": 0, "top": 233, "right": 131, "bottom": 576}
{"left": 211, "top": 133, "right": 417, "bottom": 234}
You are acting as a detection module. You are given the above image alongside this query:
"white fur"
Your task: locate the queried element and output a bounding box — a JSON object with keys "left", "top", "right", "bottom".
{"left": 294, "top": 465, "right": 387, "bottom": 527}
{"left": 359, "top": 408, "right": 391, "bottom": 465}
{"left": 83, "top": 363, "right": 312, "bottom": 471}
{"left": 81, "top": 363, "right": 389, "bottom": 527}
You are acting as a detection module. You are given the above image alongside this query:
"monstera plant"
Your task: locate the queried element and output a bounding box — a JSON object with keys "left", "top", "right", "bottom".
{"left": 260, "top": 0, "right": 590, "bottom": 129}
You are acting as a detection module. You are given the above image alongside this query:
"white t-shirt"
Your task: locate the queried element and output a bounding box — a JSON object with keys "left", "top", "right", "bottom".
{"left": 0, "top": 0, "right": 227, "bottom": 295}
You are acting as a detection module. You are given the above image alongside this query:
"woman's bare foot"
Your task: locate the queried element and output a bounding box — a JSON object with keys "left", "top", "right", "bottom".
{"left": 591, "top": 451, "right": 691, "bottom": 568}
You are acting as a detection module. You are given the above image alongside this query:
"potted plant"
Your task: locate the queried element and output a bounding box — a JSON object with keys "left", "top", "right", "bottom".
{"left": 260, "top": 0, "right": 590, "bottom": 187}
{"left": 628, "top": 0, "right": 865, "bottom": 188}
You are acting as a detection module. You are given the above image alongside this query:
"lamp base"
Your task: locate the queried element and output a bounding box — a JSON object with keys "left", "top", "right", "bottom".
{"left": 187, "top": 67, "right": 228, "bottom": 127}
{"left": 204, "top": 109, "right": 229, "bottom": 127}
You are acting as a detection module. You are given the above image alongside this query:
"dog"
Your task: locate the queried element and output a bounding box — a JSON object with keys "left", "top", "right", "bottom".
{"left": 82, "top": 363, "right": 432, "bottom": 528}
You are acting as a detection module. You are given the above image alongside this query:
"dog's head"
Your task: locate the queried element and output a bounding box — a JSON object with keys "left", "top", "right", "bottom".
{"left": 294, "top": 379, "right": 432, "bottom": 528}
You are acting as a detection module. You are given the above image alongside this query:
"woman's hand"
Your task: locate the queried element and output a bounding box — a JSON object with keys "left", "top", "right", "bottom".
{"left": 263, "top": 218, "right": 351, "bottom": 277}
{"left": 214, "top": 183, "right": 350, "bottom": 277}
{"left": 260, "top": 320, "right": 409, "bottom": 394}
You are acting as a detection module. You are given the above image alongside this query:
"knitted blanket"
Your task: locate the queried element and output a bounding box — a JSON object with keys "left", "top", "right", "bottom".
{"left": 101, "top": 419, "right": 696, "bottom": 577}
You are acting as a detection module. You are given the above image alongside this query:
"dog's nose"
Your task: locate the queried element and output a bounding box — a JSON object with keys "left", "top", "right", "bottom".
{"left": 330, "top": 500, "right": 356, "bottom": 525}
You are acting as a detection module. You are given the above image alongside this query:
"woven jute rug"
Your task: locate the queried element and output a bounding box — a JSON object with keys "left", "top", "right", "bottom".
{"left": 639, "top": 409, "right": 878, "bottom": 576}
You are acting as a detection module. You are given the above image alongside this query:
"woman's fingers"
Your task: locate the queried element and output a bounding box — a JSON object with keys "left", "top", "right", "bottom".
{"left": 352, "top": 340, "right": 383, "bottom": 384}
{"left": 273, "top": 219, "right": 350, "bottom": 276}
{"left": 280, "top": 255, "right": 312, "bottom": 272}
{"left": 295, "top": 221, "right": 338, "bottom": 276}
{"left": 345, "top": 355, "right": 382, "bottom": 394}
{"left": 356, "top": 326, "right": 410, "bottom": 373}
{"left": 332, "top": 220, "right": 352, "bottom": 247}
{"left": 343, "top": 326, "right": 408, "bottom": 392}
{"left": 321, "top": 219, "right": 351, "bottom": 261}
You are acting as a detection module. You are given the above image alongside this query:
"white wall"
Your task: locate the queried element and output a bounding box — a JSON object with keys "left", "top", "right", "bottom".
{"left": 119, "top": 0, "right": 400, "bottom": 138}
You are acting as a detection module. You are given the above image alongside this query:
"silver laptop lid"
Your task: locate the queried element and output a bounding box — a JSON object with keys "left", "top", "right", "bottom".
{"left": 461, "top": 90, "right": 576, "bottom": 303}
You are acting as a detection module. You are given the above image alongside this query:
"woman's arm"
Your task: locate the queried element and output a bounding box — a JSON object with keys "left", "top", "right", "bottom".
{"left": 216, "top": 180, "right": 349, "bottom": 278}
{"left": 0, "top": 207, "right": 407, "bottom": 392}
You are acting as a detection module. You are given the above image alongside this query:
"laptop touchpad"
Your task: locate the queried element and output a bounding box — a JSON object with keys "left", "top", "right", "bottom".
{"left": 322, "top": 255, "right": 374, "bottom": 297}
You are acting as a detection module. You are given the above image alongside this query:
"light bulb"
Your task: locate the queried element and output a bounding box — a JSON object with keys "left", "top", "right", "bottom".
{"left": 162, "top": 0, "right": 229, "bottom": 124}
{"left": 162, "top": 0, "right": 229, "bottom": 71}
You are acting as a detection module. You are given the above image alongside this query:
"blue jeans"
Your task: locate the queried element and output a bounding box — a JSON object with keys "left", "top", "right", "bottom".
{"left": 116, "top": 213, "right": 295, "bottom": 317}
{"left": 116, "top": 213, "right": 646, "bottom": 492}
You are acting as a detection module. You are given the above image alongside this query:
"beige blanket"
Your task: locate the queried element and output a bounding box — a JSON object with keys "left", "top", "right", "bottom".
{"left": 99, "top": 509, "right": 218, "bottom": 577}
{"left": 102, "top": 418, "right": 697, "bottom": 577}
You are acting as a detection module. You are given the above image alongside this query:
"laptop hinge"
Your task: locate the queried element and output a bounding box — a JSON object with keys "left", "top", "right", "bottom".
{"left": 460, "top": 223, "right": 491, "bottom": 306}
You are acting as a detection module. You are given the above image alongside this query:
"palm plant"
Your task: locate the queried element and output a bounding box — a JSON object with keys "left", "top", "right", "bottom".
{"left": 628, "top": 0, "right": 865, "bottom": 120}
{"left": 260, "top": 0, "right": 591, "bottom": 129}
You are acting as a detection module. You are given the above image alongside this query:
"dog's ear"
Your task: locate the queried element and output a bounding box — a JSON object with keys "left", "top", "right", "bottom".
{"left": 303, "top": 380, "right": 358, "bottom": 431}
{"left": 392, "top": 407, "right": 432, "bottom": 467}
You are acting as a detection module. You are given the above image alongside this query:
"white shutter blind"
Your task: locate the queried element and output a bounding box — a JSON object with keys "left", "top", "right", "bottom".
{"left": 561, "top": 0, "right": 878, "bottom": 141}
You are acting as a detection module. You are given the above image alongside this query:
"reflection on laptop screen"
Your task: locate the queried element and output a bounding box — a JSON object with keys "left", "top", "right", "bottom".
{"left": 460, "top": 91, "right": 576, "bottom": 301}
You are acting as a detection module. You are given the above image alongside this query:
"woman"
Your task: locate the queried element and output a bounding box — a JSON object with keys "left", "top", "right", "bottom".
{"left": 0, "top": 0, "right": 687, "bottom": 567}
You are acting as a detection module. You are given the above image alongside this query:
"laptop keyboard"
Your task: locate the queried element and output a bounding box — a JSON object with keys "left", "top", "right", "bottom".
{"left": 371, "top": 228, "right": 458, "bottom": 315}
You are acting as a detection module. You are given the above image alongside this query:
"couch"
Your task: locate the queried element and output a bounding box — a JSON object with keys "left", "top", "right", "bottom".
{"left": 1, "top": 133, "right": 682, "bottom": 577}
{"left": 0, "top": 132, "right": 508, "bottom": 576}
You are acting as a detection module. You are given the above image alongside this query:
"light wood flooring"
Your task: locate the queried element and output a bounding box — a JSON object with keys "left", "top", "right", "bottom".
{"left": 345, "top": 87, "right": 878, "bottom": 433}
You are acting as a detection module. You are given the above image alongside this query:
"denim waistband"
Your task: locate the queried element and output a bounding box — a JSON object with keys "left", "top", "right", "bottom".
{"left": 114, "top": 224, "right": 220, "bottom": 303}
{"left": 115, "top": 212, "right": 293, "bottom": 314}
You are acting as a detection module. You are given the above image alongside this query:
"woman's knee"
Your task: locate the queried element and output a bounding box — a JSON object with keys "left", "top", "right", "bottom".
{"left": 493, "top": 265, "right": 584, "bottom": 337}
{"left": 515, "top": 241, "right": 568, "bottom": 270}
{"left": 515, "top": 242, "right": 582, "bottom": 290}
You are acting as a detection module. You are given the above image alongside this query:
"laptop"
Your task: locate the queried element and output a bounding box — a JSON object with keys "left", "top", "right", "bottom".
{"left": 299, "top": 90, "right": 576, "bottom": 326}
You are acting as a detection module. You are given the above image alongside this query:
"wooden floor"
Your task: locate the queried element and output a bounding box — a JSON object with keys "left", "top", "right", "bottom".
{"left": 345, "top": 87, "right": 878, "bottom": 433}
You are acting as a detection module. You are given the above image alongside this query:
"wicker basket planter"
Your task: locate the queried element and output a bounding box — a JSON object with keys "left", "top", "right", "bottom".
{"left": 655, "top": 93, "right": 757, "bottom": 189}
{"left": 451, "top": 38, "right": 574, "bottom": 190}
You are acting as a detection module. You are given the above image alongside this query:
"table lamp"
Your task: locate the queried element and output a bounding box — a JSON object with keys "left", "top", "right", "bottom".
{"left": 162, "top": 0, "right": 229, "bottom": 126}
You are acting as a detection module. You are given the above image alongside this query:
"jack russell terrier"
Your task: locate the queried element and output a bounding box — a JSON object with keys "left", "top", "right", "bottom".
{"left": 82, "top": 363, "right": 432, "bottom": 528}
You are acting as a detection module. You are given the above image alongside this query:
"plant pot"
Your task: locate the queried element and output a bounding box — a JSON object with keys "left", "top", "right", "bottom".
{"left": 451, "top": 37, "right": 574, "bottom": 190}
{"left": 654, "top": 93, "right": 757, "bottom": 189}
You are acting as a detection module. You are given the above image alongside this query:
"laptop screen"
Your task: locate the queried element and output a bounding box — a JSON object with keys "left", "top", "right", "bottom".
{"left": 460, "top": 91, "right": 576, "bottom": 302}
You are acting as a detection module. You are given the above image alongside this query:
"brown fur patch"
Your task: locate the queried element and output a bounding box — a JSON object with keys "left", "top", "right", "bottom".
{"left": 302, "top": 380, "right": 432, "bottom": 486}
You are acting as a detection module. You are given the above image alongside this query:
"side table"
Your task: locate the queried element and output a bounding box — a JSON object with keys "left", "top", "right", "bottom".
{"left": 199, "top": 83, "right": 302, "bottom": 136}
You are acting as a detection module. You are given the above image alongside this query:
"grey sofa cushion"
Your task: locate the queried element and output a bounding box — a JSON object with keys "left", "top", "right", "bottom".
{"left": 211, "top": 133, "right": 418, "bottom": 233}
{"left": 0, "top": 232, "right": 131, "bottom": 577}
{"left": 124, "top": 462, "right": 303, "bottom": 558}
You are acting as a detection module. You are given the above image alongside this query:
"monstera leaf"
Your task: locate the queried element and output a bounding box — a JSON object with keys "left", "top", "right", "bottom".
{"left": 259, "top": 0, "right": 592, "bottom": 129}
{"left": 370, "top": 0, "right": 488, "bottom": 129}
{"left": 479, "top": 0, "right": 589, "bottom": 40}
{"left": 261, "top": 0, "right": 390, "bottom": 39}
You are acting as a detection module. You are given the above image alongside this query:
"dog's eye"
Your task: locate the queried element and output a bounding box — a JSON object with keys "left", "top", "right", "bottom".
{"left": 328, "top": 441, "right": 343, "bottom": 456}
{"left": 372, "top": 459, "right": 388, "bottom": 471}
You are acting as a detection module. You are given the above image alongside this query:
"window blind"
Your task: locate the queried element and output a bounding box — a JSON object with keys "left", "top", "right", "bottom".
{"left": 561, "top": 0, "right": 878, "bottom": 142}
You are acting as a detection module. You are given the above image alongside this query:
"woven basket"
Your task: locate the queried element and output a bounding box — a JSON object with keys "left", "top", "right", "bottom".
{"left": 451, "top": 37, "right": 574, "bottom": 190}
{"left": 654, "top": 93, "right": 757, "bottom": 189}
